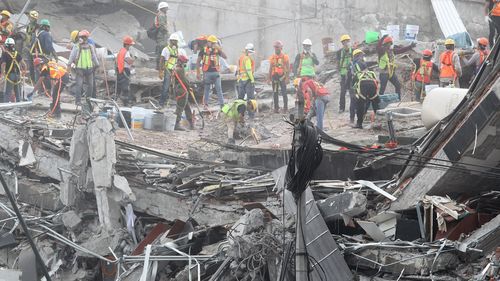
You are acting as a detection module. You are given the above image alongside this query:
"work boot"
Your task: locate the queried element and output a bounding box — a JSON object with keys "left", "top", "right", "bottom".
{"left": 174, "top": 120, "right": 185, "bottom": 131}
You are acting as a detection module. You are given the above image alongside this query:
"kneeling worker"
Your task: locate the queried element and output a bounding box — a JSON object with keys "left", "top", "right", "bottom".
{"left": 32, "top": 58, "right": 69, "bottom": 118}
{"left": 301, "top": 77, "right": 330, "bottom": 130}
{"left": 221, "top": 99, "right": 257, "bottom": 144}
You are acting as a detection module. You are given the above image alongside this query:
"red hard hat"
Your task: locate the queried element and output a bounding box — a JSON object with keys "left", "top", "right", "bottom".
{"left": 123, "top": 36, "right": 135, "bottom": 45}
{"left": 33, "top": 57, "right": 44, "bottom": 66}
{"left": 178, "top": 55, "right": 188, "bottom": 64}
{"left": 78, "top": 30, "right": 90, "bottom": 38}
{"left": 383, "top": 36, "right": 393, "bottom": 44}
{"left": 422, "top": 49, "right": 432, "bottom": 57}
{"left": 273, "top": 40, "right": 283, "bottom": 48}
{"left": 478, "top": 37, "right": 489, "bottom": 46}
{"left": 196, "top": 35, "right": 207, "bottom": 41}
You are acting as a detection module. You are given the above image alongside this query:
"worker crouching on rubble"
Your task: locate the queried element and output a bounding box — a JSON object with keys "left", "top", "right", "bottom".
{"left": 172, "top": 55, "right": 194, "bottom": 131}
{"left": 351, "top": 49, "right": 379, "bottom": 129}
{"left": 439, "top": 39, "right": 462, "bottom": 88}
{"left": 1, "top": 38, "right": 25, "bottom": 103}
{"left": 412, "top": 49, "right": 439, "bottom": 102}
{"left": 31, "top": 58, "right": 69, "bottom": 118}
{"left": 116, "top": 36, "right": 135, "bottom": 106}
{"left": 222, "top": 99, "right": 257, "bottom": 145}
{"left": 301, "top": 77, "right": 330, "bottom": 130}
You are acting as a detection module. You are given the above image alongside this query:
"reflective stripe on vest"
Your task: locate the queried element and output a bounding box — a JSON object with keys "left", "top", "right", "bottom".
{"left": 238, "top": 54, "right": 254, "bottom": 81}
{"left": 270, "top": 53, "right": 286, "bottom": 76}
{"left": 339, "top": 47, "right": 352, "bottom": 75}
{"left": 440, "top": 51, "right": 456, "bottom": 79}
{"left": 222, "top": 99, "right": 246, "bottom": 119}
{"left": 354, "top": 63, "right": 378, "bottom": 99}
{"left": 202, "top": 47, "right": 220, "bottom": 72}
{"left": 378, "top": 51, "right": 396, "bottom": 77}
{"left": 30, "top": 30, "right": 44, "bottom": 55}
{"left": 165, "top": 45, "right": 178, "bottom": 70}
{"left": 77, "top": 47, "right": 93, "bottom": 69}
{"left": 42, "top": 61, "right": 67, "bottom": 79}
{"left": 299, "top": 55, "right": 315, "bottom": 77}
{"left": 414, "top": 59, "right": 433, "bottom": 84}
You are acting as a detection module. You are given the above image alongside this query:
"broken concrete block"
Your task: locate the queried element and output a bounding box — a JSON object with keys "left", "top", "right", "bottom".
{"left": 229, "top": 208, "right": 264, "bottom": 239}
{"left": 79, "top": 230, "right": 124, "bottom": 258}
{"left": 95, "top": 187, "right": 122, "bottom": 232}
{"left": 62, "top": 210, "right": 82, "bottom": 230}
{"left": 112, "top": 175, "right": 136, "bottom": 202}
{"left": 17, "top": 179, "right": 62, "bottom": 211}
{"left": 87, "top": 117, "right": 116, "bottom": 188}
{"left": 62, "top": 125, "right": 89, "bottom": 206}
{"left": 317, "top": 191, "right": 367, "bottom": 223}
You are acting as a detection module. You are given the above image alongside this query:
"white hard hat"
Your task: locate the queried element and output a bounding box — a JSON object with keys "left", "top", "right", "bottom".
{"left": 302, "top": 39, "right": 312, "bottom": 46}
{"left": 245, "top": 43, "right": 255, "bottom": 52}
{"left": 158, "top": 2, "right": 169, "bottom": 10}
{"left": 5, "top": 37, "right": 14, "bottom": 45}
{"left": 169, "top": 33, "right": 180, "bottom": 41}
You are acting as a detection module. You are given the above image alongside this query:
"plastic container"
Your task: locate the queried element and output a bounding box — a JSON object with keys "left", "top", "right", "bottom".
{"left": 405, "top": 25, "right": 419, "bottom": 41}
{"left": 421, "top": 87, "right": 468, "bottom": 129}
{"left": 151, "top": 113, "right": 167, "bottom": 131}
{"left": 386, "top": 25, "right": 400, "bottom": 41}
{"left": 365, "top": 31, "right": 379, "bottom": 44}
{"left": 131, "top": 107, "right": 146, "bottom": 130}
{"left": 143, "top": 110, "right": 155, "bottom": 130}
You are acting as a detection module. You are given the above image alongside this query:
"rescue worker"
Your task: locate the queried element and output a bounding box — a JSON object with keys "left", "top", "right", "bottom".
{"left": 293, "top": 39, "right": 319, "bottom": 78}
{"left": 188, "top": 35, "right": 207, "bottom": 70}
{"left": 155, "top": 2, "right": 170, "bottom": 70}
{"left": 337, "top": 34, "right": 353, "bottom": 114}
{"left": 237, "top": 43, "right": 256, "bottom": 117}
{"left": 197, "top": 35, "right": 227, "bottom": 108}
{"left": 221, "top": 99, "right": 257, "bottom": 144}
{"left": 412, "top": 49, "right": 439, "bottom": 102}
{"left": 0, "top": 10, "right": 13, "bottom": 45}
{"left": 351, "top": 49, "right": 379, "bottom": 129}
{"left": 486, "top": 0, "right": 500, "bottom": 48}
{"left": 25, "top": 11, "right": 39, "bottom": 49}
{"left": 268, "top": 40, "right": 290, "bottom": 113}
{"left": 31, "top": 58, "right": 69, "bottom": 118}
{"left": 68, "top": 30, "right": 99, "bottom": 105}
{"left": 116, "top": 36, "right": 135, "bottom": 106}
{"left": 159, "top": 33, "right": 186, "bottom": 107}
{"left": 462, "top": 37, "right": 490, "bottom": 76}
{"left": 439, "top": 39, "right": 462, "bottom": 87}
{"left": 1, "top": 38, "right": 25, "bottom": 103}
{"left": 171, "top": 55, "right": 194, "bottom": 131}
{"left": 31, "top": 19, "right": 57, "bottom": 61}
{"left": 301, "top": 77, "right": 330, "bottom": 130}
{"left": 377, "top": 35, "right": 415, "bottom": 99}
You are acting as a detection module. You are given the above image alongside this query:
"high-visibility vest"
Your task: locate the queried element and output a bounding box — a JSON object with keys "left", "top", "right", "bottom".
{"left": 117, "top": 47, "right": 128, "bottom": 74}
{"left": 238, "top": 54, "right": 254, "bottom": 81}
{"left": 439, "top": 50, "right": 456, "bottom": 79}
{"left": 378, "top": 51, "right": 396, "bottom": 77}
{"left": 339, "top": 47, "right": 352, "bottom": 76}
{"left": 202, "top": 47, "right": 220, "bottom": 72}
{"left": 298, "top": 53, "right": 315, "bottom": 77}
{"left": 42, "top": 61, "right": 67, "bottom": 79}
{"left": 270, "top": 53, "right": 287, "bottom": 76}
{"left": 492, "top": 1, "right": 500, "bottom": 16}
{"left": 222, "top": 99, "right": 246, "bottom": 120}
{"left": 413, "top": 59, "right": 433, "bottom": 84}
{"left": 165, "top": 45, "right": 178, "bottom": 70}
{"left": 353, "top": 62, "right": 379, "bottom": 100}
{"left": 76, "top": 45, "right": 93, "bottom": 69}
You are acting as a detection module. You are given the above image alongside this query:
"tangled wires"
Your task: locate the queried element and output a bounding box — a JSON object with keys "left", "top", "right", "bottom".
{"left": 285, "top": 120, "right": 323, "bottom": 201}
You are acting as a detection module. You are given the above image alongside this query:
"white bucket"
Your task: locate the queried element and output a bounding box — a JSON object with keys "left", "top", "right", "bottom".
{"left": 143, "top": 109, "right": 155, "bottom": 130}
{"left": 386, "top": 25, "right": 400, "bottom": 41}
{"left": 405, "top": 25, "right": 419, "bottom": 41}
{"left": 131, "top": 107, "right": 146, "bottom": 130}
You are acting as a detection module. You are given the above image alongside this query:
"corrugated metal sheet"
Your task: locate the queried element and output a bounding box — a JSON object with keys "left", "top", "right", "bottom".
{"left": 431, "top": 0, "right": 468, "bottom": 37}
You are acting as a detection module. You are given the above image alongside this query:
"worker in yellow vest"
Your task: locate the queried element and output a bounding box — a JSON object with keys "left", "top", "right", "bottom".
{"left": 68, "top": 30, "right": 99, "bottom": 105}
{"left": 293, "top": 39, "right": 319, "bottom": 78}
{"left": 159, "top": 33, "right": 186, "bottom": 107}
{"left": 237, "top": 43, "right": 256, "bottom": 118}
{"left": 377, "top": 35, "right": 415, "bottom": 99}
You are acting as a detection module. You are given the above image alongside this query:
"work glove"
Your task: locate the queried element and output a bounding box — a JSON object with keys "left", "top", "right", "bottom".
{"left": 485, "top": 16, "right": 491, "bottom": 23}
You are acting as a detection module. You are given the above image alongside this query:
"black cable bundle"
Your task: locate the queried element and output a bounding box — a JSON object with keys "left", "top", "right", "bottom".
{"left": 285, "top": 120, "right": 324, "bottom": 201}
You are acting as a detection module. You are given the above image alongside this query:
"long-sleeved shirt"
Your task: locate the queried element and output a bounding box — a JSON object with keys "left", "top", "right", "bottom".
{"left": 32, "top": 30, "right": 56, "bottom": 56}
{"left": 350, "top": 58, "right": 368, "bottom": 86}
{"left": 68, "top": 43, "right": 99, "bottom": 69}
{"left": 377, "top": 38, "right": 413, "bottom": 74}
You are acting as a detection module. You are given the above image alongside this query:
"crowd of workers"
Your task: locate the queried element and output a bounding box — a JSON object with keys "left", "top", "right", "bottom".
{"left": 0, "top": 0, "right": 496, "bottom": 143}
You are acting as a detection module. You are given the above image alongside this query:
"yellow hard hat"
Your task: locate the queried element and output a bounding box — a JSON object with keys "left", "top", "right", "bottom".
{"left": 444, "top": 38, "right": 455, "bottom": 46}
{"left": 340, "top": 34, "right": 351, "bottom": 42}
{"left": 353, "top": 49, "right": 364, "bottom": 56}
{"left": 293, "top": 78, "right": 301, "bottom": 87}
{"left": 1, "top": 10, "right": 11, "bottom": 18}
{"left": 70, "top": 30, "right": 79, "bottom": 42}
{"left": 248, "top": 99, "right": 257, "bottom": 112}
{"left": 29, "top": 10, "right": 39, "bottom": 19}
{"left": 207, "top": 35, "right": 218, "bottom": 43}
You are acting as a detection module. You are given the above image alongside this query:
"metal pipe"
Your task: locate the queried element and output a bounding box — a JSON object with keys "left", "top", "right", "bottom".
{"left": 164, "top": 244, "right": 201, "bottom": 281}
{"left": 0, "top": 172, "right": 52, "bottom": 281}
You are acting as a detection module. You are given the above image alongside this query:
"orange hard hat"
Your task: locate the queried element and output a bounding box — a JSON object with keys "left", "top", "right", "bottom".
{"left": 33, "top": 57, "right": 44, "bottom": 66}
{"left": 178, "top": 55, "right": 188, "bottom": 64}
{"left": 383, "top": 36, "right": 393, "bottom": 44}
{"left": 422, "top": 49, "right": 432, "bottom": 57}
{"left": 123, "top": 36, "right": 135, "bottom": 45}
{"left": 196, "top": 35, "right": 207, "bottom": 41}
{"left": 79, "top": 30, "right": 90, "bottom": 38}
{"left": 478, "top": 37, "right": 489, "bottom": 46}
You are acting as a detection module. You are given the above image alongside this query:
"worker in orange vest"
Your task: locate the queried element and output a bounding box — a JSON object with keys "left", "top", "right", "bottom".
{"left": 196, "top": 35, "right": 227, "bottom": 108}
{"left": 0, "top": 10, "right": 13, "bottom": 45}
{"left": 268, "top": 40, "right": 290, "bottom": 113}
{"left": 412, "top": 49, "right": 439, "bottom": 102}
{"left": 31, "top": 58, "right": 69, "bottom": 118}
{"left": 462, "top": 37, "right": 490, "bottom": 76}
{"left": 486, "top": 0, "right": 500, "bottom": 48}
{"left": 439, "top": 39, "right": 462, "bottom": 88}
{"left": 116, "top": 36, "right": 135, "bottom": 106}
